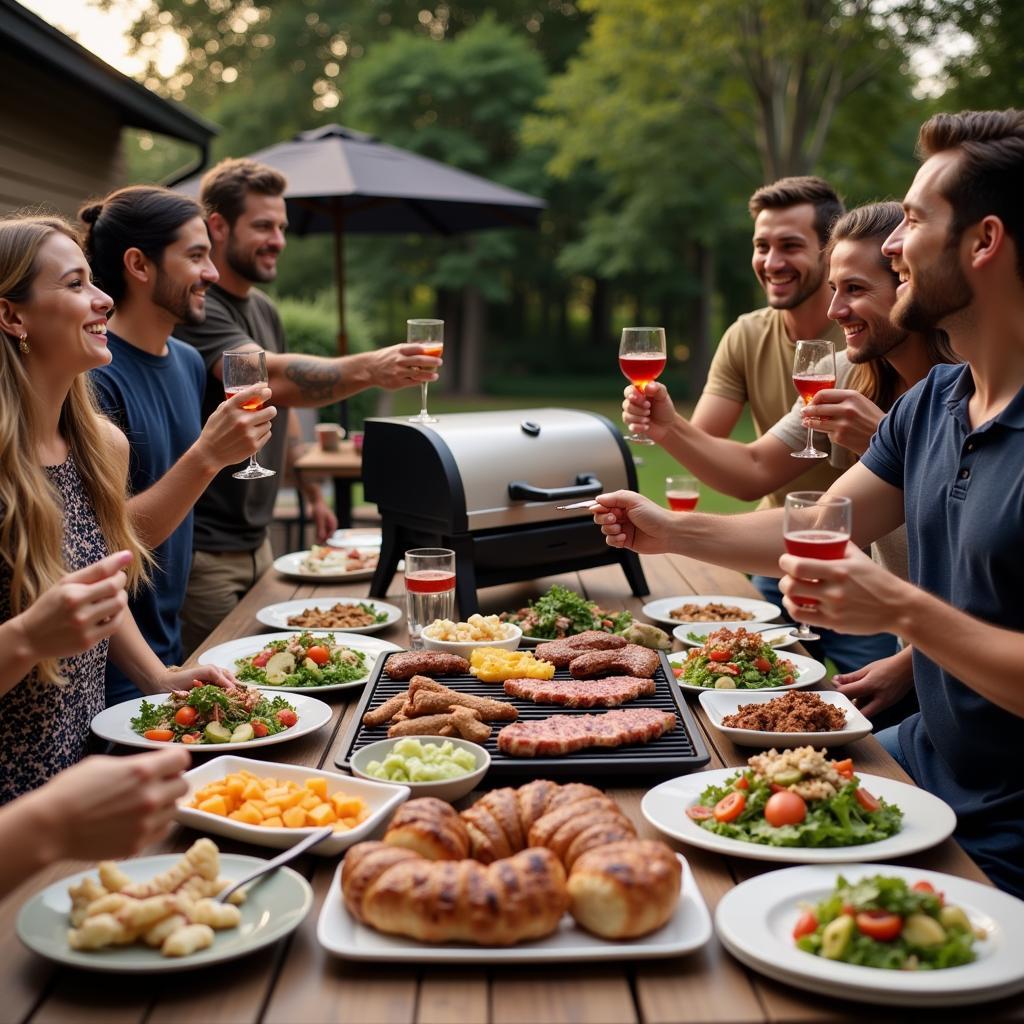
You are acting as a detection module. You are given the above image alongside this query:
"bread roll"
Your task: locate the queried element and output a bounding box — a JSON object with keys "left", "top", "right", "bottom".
{"left": 567, "top": 840, "right": 681, "bottom": 939}
{"left": 383, "top": 798, "right": 470, "bottom": 861}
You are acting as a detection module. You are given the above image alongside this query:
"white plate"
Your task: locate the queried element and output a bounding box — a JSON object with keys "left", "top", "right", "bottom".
{"left": 273, "top": 548, "right": 379, "bottom": 582}
{"left": 642, "top": 769, "right": 956, "bottom": 863}
{"left": 176, "top": 755, "right": 409, "bottom": 855}
{"left": 668, "top": 650, "right": 826, "bottom": 692}
{"left": 198, "top": 632, "right": 402, "bottom": 694}
{"left": 716, "top": 863, "right": 1024, "bottom": 1007}
{"left": 90, "top": 689, "right": 332, "bottom": 751}
{"left": 674, "top": 622, "right": 799, "bottom": 649}
{"left": 642, "top": 594, "right": 781, "bottom": 628}
{"left": 698, "top": 690, "right": 873, "bottom": 748}
{"left": 17, "top": 853, "right": 312, "bottom": 973}
{"left": 317, "top": 853, "right": 711, "bottom": 963}
{"left": 326, "top": 529, "right": 382, "bottom": 548}
{"left": 255, "top": 598, "right": 403, "bottom": 635}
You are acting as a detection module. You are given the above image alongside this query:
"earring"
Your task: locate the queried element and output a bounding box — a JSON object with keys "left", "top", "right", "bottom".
{"left": 18, "top": 333, "right": 28, "bottom": 355}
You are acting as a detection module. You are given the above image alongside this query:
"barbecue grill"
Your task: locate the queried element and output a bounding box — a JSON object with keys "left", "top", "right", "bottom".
{"left": 362, "top": 409, "right": 649, "bottom": 613}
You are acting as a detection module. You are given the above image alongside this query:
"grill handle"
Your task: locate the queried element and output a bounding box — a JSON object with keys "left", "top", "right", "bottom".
{"left": 507, "top": 474, "right": 602, "bottom": 503}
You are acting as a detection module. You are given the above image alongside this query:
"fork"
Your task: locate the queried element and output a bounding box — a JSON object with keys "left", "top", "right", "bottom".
{"left": 216, "top": 825, "right": 334, "bottom": 902}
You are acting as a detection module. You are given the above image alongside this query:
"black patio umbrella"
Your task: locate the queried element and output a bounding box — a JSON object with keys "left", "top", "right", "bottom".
{"left": 175, "top": 124, "right": 546, "bottom": 353}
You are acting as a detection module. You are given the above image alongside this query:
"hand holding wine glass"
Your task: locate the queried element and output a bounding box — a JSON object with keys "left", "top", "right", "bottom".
{"left": 221, "top": 348, "right": 275, "bottom": 480}
{"left": 619, "top": 327, "right": 667, "bottom": 445}
{"left": 407, "top": 319, "right": 443, "bottom": 424}
{"left": 791, "top": 339, "right": 836, "bottom": 459}
{"left": 782, "top": 491, "right": 852, "bottom": 641}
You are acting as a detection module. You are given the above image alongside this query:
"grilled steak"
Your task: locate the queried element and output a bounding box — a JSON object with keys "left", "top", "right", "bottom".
{"left": 496, "top": 708, "right": 676, "bottom": 757}
{"left": 384, "top": 651, "right": 470, "bottom": 681}
{"left": 503, "top": 675, "right": 656, "bottom": 708}
{"left": 568, "top": 644, "right": 660, "bottom": 679}
{"left": 534, "top": 630, "right": 629, "bottom": 668}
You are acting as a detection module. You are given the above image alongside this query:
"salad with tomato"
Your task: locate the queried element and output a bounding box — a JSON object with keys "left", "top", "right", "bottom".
{"left": 793, "top": 874, "right": 981, "bottom": 970}
{"left": 234, "top": 631, "right": 368, "bottom": 688}
{"left": 679, "top": 627, "right": 796, "bottom": 689}
{"left": 130, "top": 683, "right": 297, "bottom": 744}
{"left": 686, "top": 747, "right": 902, "bottom": 847}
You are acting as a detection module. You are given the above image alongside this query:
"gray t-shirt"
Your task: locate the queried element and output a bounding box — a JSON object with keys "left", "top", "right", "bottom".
{"left": 174, "top": 284, "right": 289, "bottom": 552}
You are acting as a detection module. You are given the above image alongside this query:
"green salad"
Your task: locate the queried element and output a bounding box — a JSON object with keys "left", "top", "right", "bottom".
{"left": 794, "top": 874, "right": 981, "bottom": 970}
{"left": 500, "top": 584, "right": 632, "bottom": 640}
{"left": 686, "top": 748, "right": 903, "bottom": 848}
{"left": 235, "top": 631, "right": 368, "bottom": 688}
{"left": 680, "top": 626, "right": 796, "bottom": 688}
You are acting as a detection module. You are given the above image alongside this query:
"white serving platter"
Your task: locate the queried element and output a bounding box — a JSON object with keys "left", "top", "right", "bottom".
{"left": 716, "top": 863, "right": 1024, "bottom": 1006}
{"left": 642, "top": 769, "right": 957, "bottom": 864}
{"left": 175, "top": 755, "right": 409, "bottom": 855}
{"left": 668, "top": 650, "right": 826, "bottom": 692}
{"left": 642, "top": 594, "right": 781, "bottom": 628}
{"left": 698, "top": 689, "right": 873, "bottom": 748}
{"left": 273, "top": 548, "right": 379, "bottom": 582}
{"left": 318, "top": 853, "right": 712, "bottom": 963}
{"left": 256, "top": 597, "right": 402, "bottom": 635}
{"left": 674, "top": 622, "right": 799, "bottom": 649}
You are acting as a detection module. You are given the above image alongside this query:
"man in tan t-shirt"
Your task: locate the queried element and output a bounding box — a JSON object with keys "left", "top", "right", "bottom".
{"left": 628, "top": 176, "right": 897, "bottom": 675}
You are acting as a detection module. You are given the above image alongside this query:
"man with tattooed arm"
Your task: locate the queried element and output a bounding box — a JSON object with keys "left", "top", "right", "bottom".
{"left": 175, "top": 158, "right": 438, "bottom": 652}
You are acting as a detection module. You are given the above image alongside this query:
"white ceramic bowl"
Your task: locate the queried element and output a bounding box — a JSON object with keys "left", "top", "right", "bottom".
{"left": 350, "top": 736, "right": 490, "bottom": 802}
{"left": 419, "top": 622, "right": 522, "bottom": 662}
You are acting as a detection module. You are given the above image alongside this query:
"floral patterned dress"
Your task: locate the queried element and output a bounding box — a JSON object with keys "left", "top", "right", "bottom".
{"left": 0, "top": 454, "right": 109, "bottom": 803}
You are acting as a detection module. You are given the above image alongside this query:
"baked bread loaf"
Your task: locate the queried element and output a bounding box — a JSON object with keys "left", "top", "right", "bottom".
{"left": 567, "top": 839, "right": 681, "bottom": 939}
{"left": 341, "top": 781, "right": 679, "bottom": 946}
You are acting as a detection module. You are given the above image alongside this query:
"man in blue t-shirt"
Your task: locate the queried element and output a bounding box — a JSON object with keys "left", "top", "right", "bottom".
{"left": 82, "top": 186, "right": 278, "bottom": 704}
{"left": 587, "top": 109, "right": 1024, "bottom": 898}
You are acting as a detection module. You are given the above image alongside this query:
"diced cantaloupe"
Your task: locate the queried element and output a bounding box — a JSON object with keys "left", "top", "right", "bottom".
{"left": 262, "top": 815, "right": 284, "bottom": 828}
{"left": 197, "top": 795, "right": 229, "bottom": 817}
{"left": 232, "top": 803, "right": 264, "bottom": 825}
{"left": 299, "top": 793, "right": 320, "bottom": 811}
{"left": 303, "top": 778, "right": 328, "bottom": 799}
{"left": 281, "top": 806, "right": 308, "bottom": 828}
{"left": 307, "top": 803, "right": 337, "bottom": 827}
{"left": 332, "top": 795, "right": 364, "bottom": 816}
{"left": 267, "top": 790, "right": 304, "bottom": 811}
{"left": 241, "top": 780, "right": 264, "bottom": 801}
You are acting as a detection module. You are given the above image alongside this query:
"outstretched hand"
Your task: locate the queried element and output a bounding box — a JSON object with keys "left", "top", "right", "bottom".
{"left": 370, "top": 343, "right": 442, "bottom": 391}
{"left": 591, "top": 490, "right": 677, "bottom": 554}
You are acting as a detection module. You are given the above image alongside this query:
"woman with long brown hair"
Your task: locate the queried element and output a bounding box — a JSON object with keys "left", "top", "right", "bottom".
{"left": 0, "top": 214, "right": 235, "bottom": 802}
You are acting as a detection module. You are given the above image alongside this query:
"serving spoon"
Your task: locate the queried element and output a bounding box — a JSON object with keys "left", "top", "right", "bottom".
{"left": 216, "top": 825, "right": 334, "bottom": 902}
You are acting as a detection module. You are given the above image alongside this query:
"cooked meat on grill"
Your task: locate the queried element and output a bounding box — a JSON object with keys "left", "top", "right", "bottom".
{"left": 567, "top": 644, "right": 660, "bottom": 679}
{"left": 496, "top": 708, "right": 676, "bottom": 757}
{"left": 534, "top": 631, "right": 628, "bottom": 668}
{"left": 502, "top": 675, "right": 656, "bottom": 708}
{"left": 720, "top": 691, "right": 847, "bottom": 733}
{"left": 405, "top": 675, "right": 518, "bottom": 721}
{"left": 384, "top": 651, "right": 470, "bottom": 680}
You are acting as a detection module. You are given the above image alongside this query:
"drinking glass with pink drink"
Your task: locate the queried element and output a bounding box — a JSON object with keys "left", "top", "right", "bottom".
{"left": 404, "top": 547, "right": 456, "bottom": 646}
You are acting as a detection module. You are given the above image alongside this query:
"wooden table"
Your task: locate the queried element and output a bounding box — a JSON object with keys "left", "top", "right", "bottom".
{"left": 4, "top": 554, "right": 1021, "bottom": 1024}
{"left": 293, "top": 441, "right": 362, "bottom": 529}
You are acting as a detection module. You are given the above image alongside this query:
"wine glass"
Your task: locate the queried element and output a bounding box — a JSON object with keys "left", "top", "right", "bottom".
{"left": 222, "top": 348, "right": 275, "bottom": 480}
{"left": 790, "top": 339, "right": 836, "bottom": 459}
{"left": 619, "top": 327, "right": 667, "bottom": 445}
{"left": 665, "top": 474, "right": 699, "bottom": 511}
{"left": 782, "top": 491, "right": 852, "bottom": 642}
{"left": 407, "top": 318, "right": 443, "bottom": 424}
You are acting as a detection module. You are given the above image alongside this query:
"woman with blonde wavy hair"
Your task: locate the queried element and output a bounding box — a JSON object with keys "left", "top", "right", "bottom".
{"left": 0, "top": 214, "right": 236, "bottom": 802}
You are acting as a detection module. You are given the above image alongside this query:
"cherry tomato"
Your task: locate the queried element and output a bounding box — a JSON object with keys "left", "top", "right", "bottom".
{"left": 672, "top": 667, "right": 684, "bottom": 678}
{"left": 143, "top": 729, "right": 174, "bottom": 742}
{"left": 708, "top": 648, "right": 731, "bottom": 663}
{"left": 252, "top": 650, "right": 272, "bottom": 668}
{"left": 713, "top": 790, "right": 746, "bottom": 823}
{"left": 734, "top": 775, "right": 750, "bottom": 790}
{"left": 276, "top": 708, "right": 298, "bottom": 728}
{"left": 174, "top": 706, "right": 198, "bottom": 727}
{"left": 912, "top": 880, "right": 944, "bottom": 905}
{"left": 842, "top": 904, "right": 856, "bottom": 917}
{"left": 686, "top": 805, "right": 714, "bottom": 821}
{"left": 782, "top": 674, "right": 794, "bottom": 685}
{"left": 855, "top": 910, "right": 903, "bottom": 942}
{"left": 252, "top": 721, "right": 269, "bottom": 738}
{"left": 764, "top": 790, "right": 807, "bottom": 827}
{"left": 854, "top": 786, "right": 882, "bottom": 813}
{"left": 754, "top": 657, "right": 772, "bottom": 673}
{"left": 833, "top": 758, "right": 854, "bottom": 778}
{"left": 792, "top": 910, "right": 818, "bottom": 939}
{"left": 305, "top": 645, "right": 331, "bottom": 666}
{"left": 181, "top": 732, "right": 201, "bottom": 744}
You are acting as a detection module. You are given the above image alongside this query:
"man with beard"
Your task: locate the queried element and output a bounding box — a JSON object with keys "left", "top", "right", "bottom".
{"left": 592, "top": 109, "right": 1024, "bottom": 897}
{"left": 174, "top": 159, "right": 438, "bottom": 653}
{"left": 629, "top": 177, "right": 898, "bottom": 676}
{"left": 82, "top": 186, "right": 275, "bottom": 703}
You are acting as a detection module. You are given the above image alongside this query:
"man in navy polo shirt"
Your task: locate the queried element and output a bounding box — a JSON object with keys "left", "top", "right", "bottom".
{"left": 588, "top": 109, "right": 1024, "bottom": 897}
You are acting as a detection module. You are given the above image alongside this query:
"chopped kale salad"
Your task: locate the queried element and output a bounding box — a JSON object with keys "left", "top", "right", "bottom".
{"left": 500, "top": 584, "right": 632, "bottom": 640}
{"left": 234, "top": 631, "right": 369, "bottom": 688}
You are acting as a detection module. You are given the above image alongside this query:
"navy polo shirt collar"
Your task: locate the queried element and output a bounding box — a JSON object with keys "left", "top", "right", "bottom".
{"left": 945, "top": 363, "right": 1024, "bottom": 432}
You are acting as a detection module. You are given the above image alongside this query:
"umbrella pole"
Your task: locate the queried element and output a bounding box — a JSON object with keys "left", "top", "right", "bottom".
{"left": 333, "top": 203, "right": 349, "bottom": 433}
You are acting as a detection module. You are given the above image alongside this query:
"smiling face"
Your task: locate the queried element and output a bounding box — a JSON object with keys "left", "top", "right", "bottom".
{"left": 223, "top": 191, "right": 287, "bottom": 284}
{"left": 151, "top": 215, "right": 218, "bottom": 325}
{"left": 826, "top": 238, "right": 908, "bottom": 364}
{"left": 752, "top": 203, "right": 828, "bottom": 311}
{"left": 11, "top": 232, "right": 113, "bottom": 374}
{"left": 883, "top": 151, "right": 973, "bottom": 332}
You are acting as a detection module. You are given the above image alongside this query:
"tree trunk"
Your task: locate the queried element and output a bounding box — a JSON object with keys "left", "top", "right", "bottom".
{"left": 436, "top": 288, "right": 461, "bottom": 393}
{"left": 691, "top": 241, "right": 715, "bottom": 393}
{"left": 589, "top": 277, "right": 611, "bottom": 352}
{"left": 459, "top": 285, "right": 485, "bottom": 396}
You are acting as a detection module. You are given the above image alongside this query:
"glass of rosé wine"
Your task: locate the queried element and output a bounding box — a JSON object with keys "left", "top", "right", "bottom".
{"left": 665, "top": 474, "right": 699, "bottom": 511}
{"left": 222, "top": 348, "right": 275, "bottom": 480}
{"left": 407, "top": 319, "right": 444, "bottom": 424}
{"left": 619, "top": 327, "right": 667, "bottom": 445}
{"left": 782, "top": 491, "right": 852, "bottom": 641}
{"left": 404, "top": 547, "right": 456, "bottom": 647}
{"left": 791, "top": 339, "right": 836, "bottom": 459}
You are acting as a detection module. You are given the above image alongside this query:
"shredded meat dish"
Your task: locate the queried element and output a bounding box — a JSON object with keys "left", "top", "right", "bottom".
{"left": 286, "top": 603, "right": 379, "bottom": 629}
{"left": 669, "top": 602, "right": 754, "bottom": 622}
{"left": 722, "top": 691, "right": 846, "bottom": 734}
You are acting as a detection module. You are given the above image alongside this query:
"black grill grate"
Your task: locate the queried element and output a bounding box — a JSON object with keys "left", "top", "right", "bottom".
{"left": 336, "top": 651, "right": 710, "bottom": 783}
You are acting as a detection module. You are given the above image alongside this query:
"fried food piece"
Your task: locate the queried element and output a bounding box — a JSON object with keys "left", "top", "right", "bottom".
{"left": 385, "top": 651, "right": 470, "bottom": 681}
{"left": 162, "top": 923, "right": 215, "bottom": 957}
{"left": 362, "top": 689, "right": 410, "bottom": 727}
{"left": 449, "top": 705, "right": 492, "bottom": 743}
{"left": 406, "top": 676, "right": 517, "bottom": 721}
